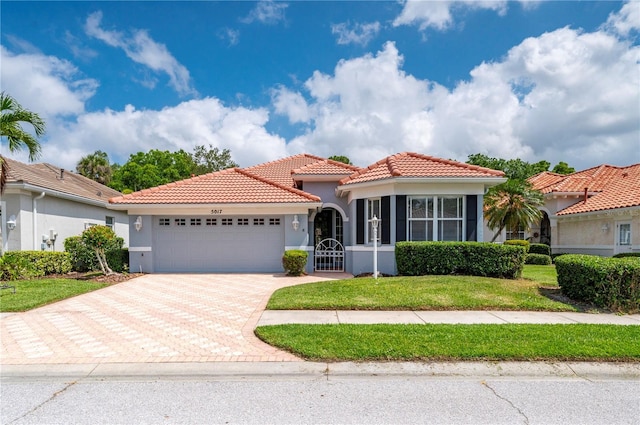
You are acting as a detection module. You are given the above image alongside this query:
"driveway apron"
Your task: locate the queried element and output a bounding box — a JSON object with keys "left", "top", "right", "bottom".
{"left": 1, "top": 274, "right": 337, "bottom": 365}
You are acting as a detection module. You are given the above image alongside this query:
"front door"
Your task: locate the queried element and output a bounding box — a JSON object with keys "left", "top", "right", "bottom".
{"left": 614, "top": 221, "right": 633, "bottom": 255}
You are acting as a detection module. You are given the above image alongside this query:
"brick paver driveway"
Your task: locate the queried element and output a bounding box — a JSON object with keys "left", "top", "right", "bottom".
{"left": 1, "top": 274, "right": 340, "bottom": 365}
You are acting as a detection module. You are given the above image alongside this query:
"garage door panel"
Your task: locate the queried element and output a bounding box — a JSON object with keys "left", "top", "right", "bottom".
{"left": 153, "top": 216, "right": 284, "bottom": 272}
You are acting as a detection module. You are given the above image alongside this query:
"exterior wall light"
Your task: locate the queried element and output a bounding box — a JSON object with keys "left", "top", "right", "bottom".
{"left": 134, "top": 216, "right": 143, "bottom": 232}
{"left": 601, "top": 223, "right": 609, "bottom": 233}
{"left": 7, "top": 215, "right": 17, "bottom": 231}
{"left": 292, "top": 215, "right": 300, "bottom": 231}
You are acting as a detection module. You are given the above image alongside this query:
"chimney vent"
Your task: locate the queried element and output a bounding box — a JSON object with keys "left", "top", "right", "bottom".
{"left": 60, "top": 169, "right": 65, "bottom": 179}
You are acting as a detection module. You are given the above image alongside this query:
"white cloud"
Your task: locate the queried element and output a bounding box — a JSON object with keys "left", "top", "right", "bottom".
{"left": 84, "top": 11, "right": 197, "bottom": 97}
{"left": 241, "top": 1, "right": 288, "bottom": 25}
{"left": 331, "top": 21, "right": 381, "bottom": 46}
{"left": 218, "top": 27, "right": 240, "bottom": 46}
{"left": 603, "top": 0, "right": 640, "bottom": 37}
{"left": 0, "top": 46, "right": 98, "bottom": 119}
{"left": 393, "top": 0, "right": 508, "bottom": 31}
{"left": 277, "top": 26, "right": 640, "bottom": 170}
{"left": 271, "top": 86, "right": 311, "bottom": 124}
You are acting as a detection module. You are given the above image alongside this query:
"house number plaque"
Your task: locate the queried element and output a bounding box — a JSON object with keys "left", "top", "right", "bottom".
{"left": 210, "top": 209, "right": 223, "bottom": 215}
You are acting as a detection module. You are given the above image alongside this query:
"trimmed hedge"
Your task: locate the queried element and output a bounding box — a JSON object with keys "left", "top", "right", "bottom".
{"left": 0, "top": 251, "right": 72, "bottom": 281}
{"left": 555, "top": 254, "right": 640, "bottom": 312}
{"left": 525, "top": 253, "right": 552, "bottom": 265}
{"left": 529, "top": 243, "right": 551, "bottom": 256}
{"left": 64, "top": 235, "right": 128, "bottom": 273}
{"left": 504, "top": 239, "right": 530, "bottom": 252}
{"left": 395, "top": 242, "right": 527, "bottom": 279}
{"left": 282, "top": 250, "right": 308, "bottom": 276}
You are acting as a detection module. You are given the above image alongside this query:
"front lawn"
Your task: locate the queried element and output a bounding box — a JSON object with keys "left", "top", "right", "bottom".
{"left": 255, "top": 323, "right": 640, "bottom": 362}
{"left": 267, "top": 265, "right": 575, "bottom": 311}
{"left": 0, "top": 278, "right": 109, "bottom": 312}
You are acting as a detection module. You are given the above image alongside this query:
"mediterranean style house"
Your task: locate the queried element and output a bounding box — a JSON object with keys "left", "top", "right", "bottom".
{"left": 528, "top": 163, "right": 640, "bottom": 257}
{"left": 109, "top": 152, "right": 506, "bottom": 275}
{"left": 1, "top": 157, "right": 128, "bottom": 254}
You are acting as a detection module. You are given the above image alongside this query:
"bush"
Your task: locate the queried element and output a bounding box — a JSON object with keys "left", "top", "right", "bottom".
{"left": 64, "top": 234, "right": 127, "bottom": 273}
{"left": 0, "top": 251, "right": 72, "bottom": 281}
{"left": 529, "top": 243, "right": 551, "bottom": 256}
{"left": 282, "top": 250, "right": 308, "bottom": 276}
{"left": 504, "top": 239, "right": 530, "bottom": 252}
{"left": 525, "top": 253, "right": 552, "bottom": 265}
{"left": 555, "top": 254, "right": 640, "bottom": 312}
{"left": 613, "top": 253, "right": 640, "bottom": 258}
{"left": 395, "top": 242, "right": 527, "bottom": 279}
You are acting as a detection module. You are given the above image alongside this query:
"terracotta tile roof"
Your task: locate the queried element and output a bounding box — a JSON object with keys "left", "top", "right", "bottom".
{"left": 109, "top": 167, "right": 321, "bottom": 205}
{"left": 527, "top": 171, "right": 566, "bottom": 193}
{"left": 2, "top": 156, "right": 122, "bottom": 203}
{"left": 530, "top": 164, "right": 640, "bottom": 215}
{"left": 243, "top": 153, "right": 327, "bottom": 187}
{"left": 291, "top": 159, "right": 362, "bottom": 176}
{"left": 339, "top": 152, "right": 505, "bottom": 185}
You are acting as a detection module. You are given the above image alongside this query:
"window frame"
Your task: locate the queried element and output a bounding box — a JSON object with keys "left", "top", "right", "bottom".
{"left": 406, "top": 196, "right": 466, "bottom": 242}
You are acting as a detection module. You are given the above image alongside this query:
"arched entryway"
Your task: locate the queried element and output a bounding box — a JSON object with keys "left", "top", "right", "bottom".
{"left": 313, "top": 208, "right": 344, "bottom": 272}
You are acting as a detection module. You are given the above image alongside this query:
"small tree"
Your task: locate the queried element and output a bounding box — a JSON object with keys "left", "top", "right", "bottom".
{"left": 81, "top": 225, "right": 119, "bottom": 275}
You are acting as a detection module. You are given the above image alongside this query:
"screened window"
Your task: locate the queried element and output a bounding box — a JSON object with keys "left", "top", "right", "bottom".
{"left": 407, "top": 196, "right": 464, "bottom": 242}
{"left": 105, "top": 216, "right": 114, "bottom": 229}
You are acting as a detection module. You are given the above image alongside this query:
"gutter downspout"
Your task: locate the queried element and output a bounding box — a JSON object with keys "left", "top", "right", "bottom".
{"left": 33, "top": 192, "right": 45, "bottom": 250}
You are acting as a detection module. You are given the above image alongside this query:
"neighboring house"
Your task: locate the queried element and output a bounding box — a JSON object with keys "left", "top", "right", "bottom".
{"left": 526, "top": 163, "right": 640, "bottom": 257}
{"left": 1, "top": 157, "right": 128, "bottom": 254}
{"left": 109, "top": 152, "right": 505, "bottom": 275}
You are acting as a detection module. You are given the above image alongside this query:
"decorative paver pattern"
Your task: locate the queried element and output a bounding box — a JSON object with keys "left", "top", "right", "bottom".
{"left": 0, "top": 274, "right": 338, "bottom": 365}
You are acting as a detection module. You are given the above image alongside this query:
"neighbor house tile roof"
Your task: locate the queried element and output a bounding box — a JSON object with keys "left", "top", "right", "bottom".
{"left": 530, "top": 164, "right": 640, "bottom": 215}
{"left": 339, "top": 152, "right": 505, "bottom": 185}
{"left": 3, "top": 156, "right": 121, "bottom": 203}
{"left": 109, "top": 167, "right": 321, "bottom": 204}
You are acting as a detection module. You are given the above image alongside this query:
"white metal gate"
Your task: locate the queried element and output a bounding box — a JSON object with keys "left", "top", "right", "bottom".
{"left": 314, "top": 238, "right": 344, "bottom": 272}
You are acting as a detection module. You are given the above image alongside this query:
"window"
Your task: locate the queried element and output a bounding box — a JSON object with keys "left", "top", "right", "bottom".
{"left": 190, "top": 218, "right": 202, "bottom": 226}
{"left": 105, "top": 216, "right": 114, "bottom": 229}
{"left": 206, "top": 218, "right": 217, "bottom": 226}
{"left": 254, "top": 218, "right": 265, "bottom": 226}
{"left": 159, "top": 218, "right": 171, "bottom": 226}
{"left": 269, "top": 218, "right": 281, "bottom": 226}
{"left": 407, "top": 196, "right": 464, "bottom": 242}
{"left": 368, "top": 198, "right": 381, "bottom": 242}
{"left": 619, "top": 223, "right": 631, "bottom": 245}
{"left": 438, "top": 197, "right": 464, "bottom": 241}
{"left": 506, "top": 225, "right": 525, "bottom": 241}
{"left": 222, "top": 218, "right": 233, "bottom": 226}
{"left": 174, "top": 218, "right": 186, "bottom": 226}
{"left": 238, "top": 218, "right": 249, "bottom": 226}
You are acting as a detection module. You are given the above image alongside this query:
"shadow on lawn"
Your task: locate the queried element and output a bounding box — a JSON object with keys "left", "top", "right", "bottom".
{"left": 537, "top": 286, "right": 607, "bottom": 313}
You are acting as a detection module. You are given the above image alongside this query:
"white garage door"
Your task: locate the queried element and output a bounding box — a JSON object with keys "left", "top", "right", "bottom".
{"left": 153, "top": 216, "right": 285, "bottom": 272}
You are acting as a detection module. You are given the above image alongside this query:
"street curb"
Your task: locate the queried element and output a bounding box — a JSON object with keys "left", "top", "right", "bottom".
{"left": 2, "top": 361, "right": 639, "bottom": 382}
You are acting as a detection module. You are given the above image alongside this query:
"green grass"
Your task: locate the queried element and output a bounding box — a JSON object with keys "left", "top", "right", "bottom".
{"left": 0, "top": 278, "right": 109, "bottom": 312}
{"left": 255, "top": 323, "right": 640, "bottom": 362}
{"left": 267, "top": 265, "right": 574, "bottom": 311}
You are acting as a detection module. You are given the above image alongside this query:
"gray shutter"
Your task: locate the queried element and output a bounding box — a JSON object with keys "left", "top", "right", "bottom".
{"left": 356, "top": 199, "right": 365, "bottom": 245}
{"left": 396, "top": 195, "right": 406, "bottom": 242}
{"left": 381, "top": 196, "right": 391, "bottom": 244}
{"left": 466, "top": 195, "right": 478, "bottom": 241}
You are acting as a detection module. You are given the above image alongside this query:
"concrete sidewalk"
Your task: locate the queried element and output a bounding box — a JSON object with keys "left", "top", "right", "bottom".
{"left": 258, "top": 310, "right": 640, "bottom": 326}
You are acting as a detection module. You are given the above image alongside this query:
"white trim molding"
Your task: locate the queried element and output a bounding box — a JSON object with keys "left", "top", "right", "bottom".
{"left": 129, "top": 246, "right": 152, "bottom": 252}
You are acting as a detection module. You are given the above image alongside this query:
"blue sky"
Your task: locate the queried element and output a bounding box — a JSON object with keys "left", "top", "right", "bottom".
{"left": 1, "top": 1, "right": 639, "bottom": 172}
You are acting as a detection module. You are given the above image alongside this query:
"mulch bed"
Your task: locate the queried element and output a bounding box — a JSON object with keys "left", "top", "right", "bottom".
{"left": 49, "top": 272, "right": 144, "bottom": 284}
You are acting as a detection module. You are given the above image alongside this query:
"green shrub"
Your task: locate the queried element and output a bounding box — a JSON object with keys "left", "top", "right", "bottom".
{"left": 282, "top": 250, "right": 308, "bottom": 276}
{"left": 613, "top": 253, "right": 640, "bottom": 258}
{"left": 504, "top": 239, "right": 530, "bottom": 252}
{"left": 555, "top": 254, "right": 640, "bottom": 312}
{"left": 529, "top": 243, "right": 551, "bottom": 256}
{"left": 64, "top": 234, "right": 127, "bottom": 273}
{"left": 525, "top": 253, "right": 552, "bottom": 265}
{"left": 0, "top": 251, "right": 72, "bottom": 281}
{"left": 395, "top": 242, "right": 527, "bottom": 279}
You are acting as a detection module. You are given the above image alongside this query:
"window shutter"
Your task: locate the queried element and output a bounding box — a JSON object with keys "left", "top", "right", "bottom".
{"left": 466, "top": 195, "right": 478, "bottom": 241}
{"left": 396, "top": 195, "right": 406, "bottom": 242}
{"left": 381, "top": 196, "right": 391, "bottom": 244}
{"left": 356, "top": 199, "right": 365, "bottom": 244}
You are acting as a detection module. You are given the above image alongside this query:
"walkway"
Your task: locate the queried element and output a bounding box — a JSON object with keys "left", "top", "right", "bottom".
{"left": 258, "top": 310, "right": 640, "bottom": 326}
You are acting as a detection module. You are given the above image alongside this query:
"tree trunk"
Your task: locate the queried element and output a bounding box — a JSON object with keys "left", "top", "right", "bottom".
{"left": 94, "top": 249, "right": 106, "bottom": 274}
{"left": 490, "top": 224, "right": 506, "bottom": 243}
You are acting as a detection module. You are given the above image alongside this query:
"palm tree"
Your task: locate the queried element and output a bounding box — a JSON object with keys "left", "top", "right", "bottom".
{"left": 76, "top": 150, "right": 113, "bottom": 185}
{"left": 484, "top": 180, "right": 544, "bottom": 242}
{"left": 1, "top": 92, "right": 45, "bottom": 193}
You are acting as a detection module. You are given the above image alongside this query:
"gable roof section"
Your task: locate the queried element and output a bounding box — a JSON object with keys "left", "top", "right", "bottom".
{"left": 109, "top": 167, "right": 320, "bottom": 205}
{"left": 291, "top": 159, "right": 362, "bottom": 177}
{"left": 531, "top": 164, "right": 640, "bottom": 215}
{"left": 242, "top": 153, "right": 328, "bottom": 187}
{"left": 3, "top": 156, "right": 121, "bottom": 203}
{"left": 339, "top": 152, "right": 505, "bottom": 185}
